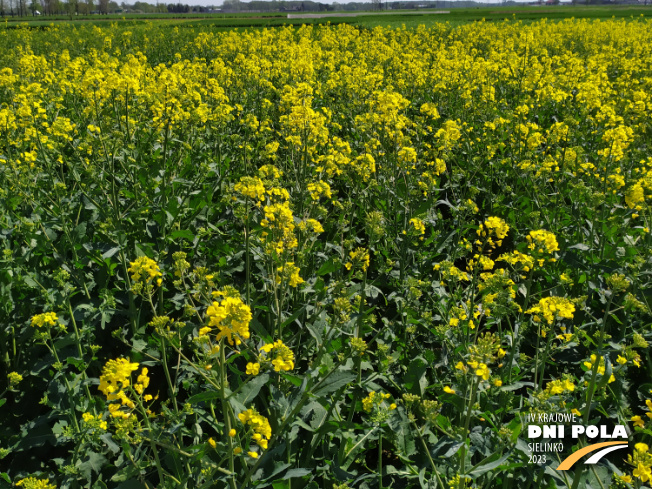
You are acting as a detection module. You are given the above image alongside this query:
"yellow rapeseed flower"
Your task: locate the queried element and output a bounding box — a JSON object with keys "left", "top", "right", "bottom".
{"left": 206, "top": 291, "right": 252, "bottom": 346}
{"left": 31, "top": 312, "right": 58, "bottom": 328}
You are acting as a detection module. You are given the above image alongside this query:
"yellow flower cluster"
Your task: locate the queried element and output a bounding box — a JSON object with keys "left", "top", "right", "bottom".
{"left": 526, "top": 230, "right": 559, "bottom": 254}
{"left": 260, "top": 201, "right": 298, "bottom": 255}
{"left": 456, "top": 333, "right": 506, "bottom": 383}
{"left": 258, "top": 164, "right": 282, "bottom": 181}
{"left": 276, "top": 262, "right": 304, "bottom": 288}
{"left": 245, "top": 362, "right": 260, "bottom": 375}
{"left": 470, "top": 361, "right": 491, "bottom": 381}
{"left": 467, "top": 254, "right": 494, "bottom": 272}
{"left": 408, "top": 217, "right": 426, "bottom": 236}
{"left": 259, "top": 339, "right": 295, "bottom": 372}
{"left": 448, "top": 305, "right": 468, "bottom": 328}
{"left": 297, "top": 218, "right": 325, "bottom": 235}
{"left": 306, "top": 180, "right": 332, "bottom": 201}
{"left": 82, "top": 412, "right": 108, "bottom": 431}
{"left": 362, "top": 391, "right": 396, "bottom": 413}
{"left": 544, "top": 378, "right": 575, "bottom": 396}
{"left": 15, "top": 478, "right": 56, "bottom": 489}
{"left": 98, "top": 358, "right": 151, "bottom": 418}
{"left": 622, "top": 443, "right": 652, "bottom": 483}
{"left": 476, "top": 216, "right": 509, "bottom": 249}
{"left": 434, "top": 261, "right": 470, "bottom": 283}
{"left": 30, "top": 312, "right": 58, "bottom": 328}
{"left": 128, "top": 256, "right": 163, "bottom": 288}
{"left": 238, "top": 408, "right": 272, "bottom": 451}
{"left": 205, "top": 291, "right": 252, "bottom": 346}
{"left": 234, "top": 176, "right": 266, "bottom": 202}
{"left": 345, "top": 247, "right": 370, "bottom": 272}
{"left": 498, "top": 250, "right": 536, "bottom": 274}
{"left": 7, "top": 371, "right": 23, "bottom": 387}
{"left": 631, "top": 399, "right": 652, "bottom": 430}
{"left": 525, "top": 296, "right": 575, "bottom": 325}
{"left": 352, "top": 154, "right": 377, "bottom": 182}
{"left": 583, "top": 354, "right": 615, "bottom": 384}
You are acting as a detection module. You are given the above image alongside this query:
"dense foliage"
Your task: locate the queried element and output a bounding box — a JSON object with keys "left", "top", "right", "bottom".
{"left": 1, "top": 18, "right": 652, "bottom": 489}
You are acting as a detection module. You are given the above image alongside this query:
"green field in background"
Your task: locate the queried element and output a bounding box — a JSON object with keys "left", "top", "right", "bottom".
{"left": 3, "top": 4, "right": 651, "bottom": 29}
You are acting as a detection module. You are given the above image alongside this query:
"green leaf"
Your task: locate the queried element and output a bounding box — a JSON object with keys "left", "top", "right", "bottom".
{"left": 257, "top": 461, "right": 290, "bottom": 483}
{"left": 499, "top": 381, "right": 534, "bottom": 392}
{"left": 102, "top": 246, "right": 120, "bottom": 259}
{"left": 231, "top": 373, "right": 270, "bottom": 411}
{"left": 569, "top": 243, "right": 590, "bottom": 251}
{"left": 418, "top": 467, "right": 429, "bottom": 489}
{"left": 403, "top": 356, "right": 428, "bottom": 395}
{"left": 100, "top": 432, "right": 120, "bottom": 454}
{"left": 169, "top": 229, "right": 195, "bottom": 241}
{"left": 78, "top": 451, "right": 107, "bottom": 480}
{"left": 282, "top": 468, "right": 311, "bottom": 480}
{"left": 17, "top": 420, "right": 56, "bottom": 451}
{"left": 187, "top": 391, "right": 221, "bottom": 405}
{"left": 468, "top": 452, "right": 510, "bottom": 478}
{"left": 74, "top": 222, "right": 87, "bottom": 240}
{"left": 280, "top": 373, "right": 302, "bottom": 387}
{"left": 312, "top": 370, "right": 356, "bottom": 397}
{"left": 66, "top": 356, "right": 86, "bottom": 371}
{"left": 306, "top": 314, "right": 327, "bottom": 344}
{"left": 280, "top": 306, "right": 306, "bottom": 330}
{"left": 317, "top": 258, "right": 339, "bottom": 276}
{"left": 52, "top": 420, "right": 69, "bottom": 435}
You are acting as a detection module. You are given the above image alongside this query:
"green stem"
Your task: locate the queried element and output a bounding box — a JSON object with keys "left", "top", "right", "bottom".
{"left": 160, "top": 334, "right": 179, "bottom": 414}
{"left": 459, "top": 376, "right": 478, "bottom": 488}
{"left": 357, "top": 270, "right": 367, "bottom": 338}
{"left": 569, "top": 294, "right": 614, "bottom": 489}
{"left": 45, "top": 332, "right": 80, "bottom": 433}
{"left": 121, "top": 249, "right": 138, "bottom": 336}
{"left": 135, "top": 393, "right": 165, "bottom": 485}
{"left": 411, "top": 420, "right": 445, "bottom": 488}
{"left": 378, "top": 430, "right": 383, "bottom": 489}
{"left": 220, "top": 341, "right": 237, "bottom": 489}
{"left": 241, "top": 359, "right": 346, "bottom": 488}
{"left": 245, "top": 208, "right": 251, "bottom": 306}
{"left": 537, "top": 331, "right": 553, "bottom": 390}
{"left": 66, "top": 299, "right": 93, "bottom": 402}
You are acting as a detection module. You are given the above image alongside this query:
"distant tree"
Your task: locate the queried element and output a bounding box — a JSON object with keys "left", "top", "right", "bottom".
{"left": 70, "top": 0, "right": 79, "bottom": 15}
{"left": 222, "top": 0, "right": 241, "bottom": 11}
{"left": 168, "top": 3, "right": 189, "bottom": 12}
{"left": 133, "top": 1, "right": 156, "bottom": 11}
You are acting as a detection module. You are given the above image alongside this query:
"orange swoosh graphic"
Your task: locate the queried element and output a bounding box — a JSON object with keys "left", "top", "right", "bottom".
{"left": 557, "top": 441, "right": 628, "bottom": 471}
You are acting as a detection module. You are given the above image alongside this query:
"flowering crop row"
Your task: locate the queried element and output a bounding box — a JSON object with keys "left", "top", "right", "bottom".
{"left": 0, "top": 17, "right": 651, "bottom": 489}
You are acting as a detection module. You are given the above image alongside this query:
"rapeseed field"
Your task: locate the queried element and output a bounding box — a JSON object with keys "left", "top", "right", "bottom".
{"left": 1, "top": 18, "right": 651, "bottom": 489}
